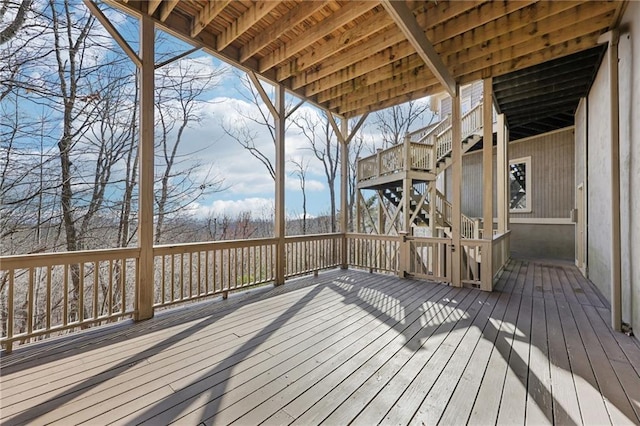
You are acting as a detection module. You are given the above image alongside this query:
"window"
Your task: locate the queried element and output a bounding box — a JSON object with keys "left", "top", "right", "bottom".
{"left": 509, "top": 157, "right": 531, "bottom": 213}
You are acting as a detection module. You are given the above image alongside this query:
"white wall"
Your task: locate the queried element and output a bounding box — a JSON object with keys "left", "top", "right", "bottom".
{"left": 618, "top": 1, "right": 640, "bottom": 335}
{"left": 586, "top": 51, "right": 612, "bottom": 301}
{"left": 580, "top": 1, "right": 639, "bottom": 335}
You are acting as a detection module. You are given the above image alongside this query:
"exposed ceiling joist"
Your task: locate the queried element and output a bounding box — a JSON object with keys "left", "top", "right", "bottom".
{"left": 191, "top": 1, "right": 231, "bottom": 38}
{"left": 216, "top": 1, "right": 280, "bottom": 50}
{"left": 381, "top": 0, "right": 456, "bottom": 96}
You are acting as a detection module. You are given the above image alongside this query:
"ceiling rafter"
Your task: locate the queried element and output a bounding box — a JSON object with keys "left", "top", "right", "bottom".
{"left": 381, "top": 0, "right": 455, "bottom": 95}
{"left": 292, "top": 0, "right": 534, "bottom": 94}
{"left": 240, "top": 0, "right": 330, "bottom": 63}
{"left": 276, "top": 7, "right": 393, "bottom": 82}
{"left": 191, "top": 1, "right": 231, "bottom": 38}
{"left": 445, "top": 1, "right": 617, "bottom": 68}
{"left": 159, "top": 0, "right": 178, "bottom": 22}
{"left": 258, "top": 1, "right": 377, "bottom": 73}
{"left": 216, "top": 1, "right": 280, "bottom": 51}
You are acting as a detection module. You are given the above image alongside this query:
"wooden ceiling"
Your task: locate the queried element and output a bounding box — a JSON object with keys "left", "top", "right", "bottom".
{"left": 103, "top": 0, "right": 625, "bottom": 118}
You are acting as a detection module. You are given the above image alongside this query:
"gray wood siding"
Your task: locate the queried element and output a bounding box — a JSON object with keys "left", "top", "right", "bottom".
{"left": 509, "top": 128, "right": 575, "bottom": 219}
{"left": 445, "top": 128, "right": 575, "bottom": 219}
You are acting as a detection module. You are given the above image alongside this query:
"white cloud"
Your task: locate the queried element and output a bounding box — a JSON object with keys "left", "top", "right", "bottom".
{"left": 193, "top": 197, "right": 275, "bottom": 220}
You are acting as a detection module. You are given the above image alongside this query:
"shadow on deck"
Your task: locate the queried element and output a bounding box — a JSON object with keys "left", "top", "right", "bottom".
{"left": 1, "top": 259, "right": 639, "bottom": 425}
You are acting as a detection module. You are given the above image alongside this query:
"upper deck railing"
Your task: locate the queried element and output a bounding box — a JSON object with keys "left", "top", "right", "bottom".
{"left": 357, "top": 102, "right": 484, "bottom": 183}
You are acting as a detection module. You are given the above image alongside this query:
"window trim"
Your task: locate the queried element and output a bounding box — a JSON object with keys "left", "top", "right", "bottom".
{"left": 509, "top": 156, "right": 532, "bottom": 213}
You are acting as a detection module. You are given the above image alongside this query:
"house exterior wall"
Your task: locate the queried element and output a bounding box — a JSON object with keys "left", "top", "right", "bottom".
{"left": 586, "top": 47, "right": 612, "bottom": 302}
{"left": 618, "top": 1, "right": 640, "bottom": 336}
{"left": 444, "top": 128, "right": 575, "bottom": 259}
{"left": 578, "top": 1, "right": 639, "bottom": 337}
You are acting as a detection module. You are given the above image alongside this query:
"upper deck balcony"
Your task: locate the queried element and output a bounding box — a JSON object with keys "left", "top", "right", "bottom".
{"left": 357, "top": 102, "right": 485, "bottom": 189}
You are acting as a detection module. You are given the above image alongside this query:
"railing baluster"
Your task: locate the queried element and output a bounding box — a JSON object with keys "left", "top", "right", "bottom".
{"left": 63, "top": 264, "right": 68, "bottom": 326}
{"left": 93, "top": 261, "right": 98, "bottom": 320}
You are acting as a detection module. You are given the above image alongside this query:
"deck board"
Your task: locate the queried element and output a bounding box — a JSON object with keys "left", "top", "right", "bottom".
{"left": 2, "top": 260, "right": 640, "bottom": 426}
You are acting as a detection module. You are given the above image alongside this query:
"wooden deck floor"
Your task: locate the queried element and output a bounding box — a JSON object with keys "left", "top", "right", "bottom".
{"left": 1, "top": 259, "right": 640, "bottom": 425}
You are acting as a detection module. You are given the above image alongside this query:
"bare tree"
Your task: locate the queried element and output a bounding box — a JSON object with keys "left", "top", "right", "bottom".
{"left": 0, "top": 0, "right": 33, "bottom": 44}
{"left": 153, "top": 58, "right": 228, "bottom": 244}
{"left": 290, "top": 157, "right": 310, "bottom": 235}
{"left": 374, "top": 100, "right": 433, "bottom": 148}
{"left": 294, "top": 111, "right": 340, "bottom": 232}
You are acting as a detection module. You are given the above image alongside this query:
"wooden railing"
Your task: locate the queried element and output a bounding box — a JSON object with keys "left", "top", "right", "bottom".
{"left": 435, "top": 102, "right": 483, "bottom": 163}
{"left": 285, "top": 234, "right": 341, "bottom": 278}
{"left": 153, "top": 238, "right": 277, "bottom": 308}
{"left": 0, "top": 248, "right": 140, "bottom": 352}
{"left": 492, "top": 231, "right": 511, "bottom": 278}
{"left": 357, "top": 102, "right": 484, "bottom": 184}
{"left": 346, "top": 234, "right": 401, "bottom": 273}
{"left": 0, "top": 230, "right": 509, "bottom": 352}
{"left": 434, "top": 190, "right": 476, "bottom": 239}
{"left": 406, "top": 236, "right": 451, "bottom": 282}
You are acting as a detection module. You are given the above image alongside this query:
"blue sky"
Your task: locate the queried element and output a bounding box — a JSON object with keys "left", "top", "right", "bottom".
{"left": 5, "top": 1, "right": 436, "bottom": 222}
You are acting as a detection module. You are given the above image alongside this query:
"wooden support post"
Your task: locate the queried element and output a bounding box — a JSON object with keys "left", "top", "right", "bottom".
{"left": 483, "top": 78, "right": 494, "bottom": 240}
{"left": 137, "top": 14, "right": 154, "bottom": 320}
{"left": 496, "top": 113, "right": 508, "bottom": 234}
{"left": 429, "top": 182, "right": 436, "bottom": 237}
{"left": 402, "top": 177, "right": 412, "bottom": 234}
{"left": 482, "top": 78, "right": 494, "bottom": 291}
{"left": 604, "top": 31, "right": 622, "bottom": 331}
{"left": 451, "top": 87, "right": 462, "bottom": 287}
{"left": 275, "top": 84, "right": 286, "bottom": 285}
{"left": 340, "top": 117, "right": 349, "bottom": 269}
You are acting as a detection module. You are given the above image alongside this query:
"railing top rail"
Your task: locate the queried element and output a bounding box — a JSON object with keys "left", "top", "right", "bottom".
{"left": 492, "top": 230, "right": 512, "bottom": 242}
{"left": 0, "top": 247, "right": 141, "bottom": 270}
{"left": 154, "top": 237, "right": 279, "bottom": 255}
{"left": 285, "top": 233, "right": 343, "bottom": 242}
{"left": 408, "top": 236, "right": 452, "bottom": 244}
{"left": 345, "top": 233, "right": 403, "bottom": 242}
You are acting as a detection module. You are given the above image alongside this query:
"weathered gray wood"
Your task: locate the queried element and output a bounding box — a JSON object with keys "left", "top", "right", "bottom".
{"left": 556, "top": 297, "right": 611, "bottom": 424}
{"left": 428, "top": 259, "right": 521, "bottom": 425}
{"left": 525, "top": 296, "right": 553, "bottom": 425}
{"left": 2, "top": 262, "right": 639, "bottom": 426}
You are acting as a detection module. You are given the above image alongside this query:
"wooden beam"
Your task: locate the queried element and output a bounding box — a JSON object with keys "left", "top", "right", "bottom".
{"left": 274, "top": 84, "right": 286, "bottom": 285}
{"left": 451, "top": 90, "right": 461, "bottom": 286}
{"left": 294, "top": 0, "right": 531, "bottom": 94}
{"left": 83, "top": 0, "right": 141, "bottom": 68}
{"left": 496, "top": 114, "right": 507, "bottom": 234}
{"left": 288, "top": 0, "right": 488, "bottom": 85}
{"left": 248, "top": 71, "right": 278, "bottom": 120}
{"left": 159, "top": 0, "right": 178, "bottom": 22}
{"left": 340, "top": 117, "right": 349, "bottom": 253}
{"left": 137, "top": 13, "right": 155, "bottom": 320}
{"left": 259, "top": 1, "right": 377, "bottom": 73}
{"left": 334, "top": 75, "right": 439, "bottom": 114}
{"left": 147, "top": 0, "right": 162, "bottom": 16}
{"left": 317, "top": 54, "right": 427, "bottom": 103}
{"left": 457, "top": 30, "right": 604, "bottom": 86}
{"left": 342, "top": 84, "right": 439, "bottom": 118}
{"left": 276, "top": 8, "right": 394, "bottom": 81}
{"left": 191, "top": 0, "right": 230, "bottom": 38}
{"left": 452, "top": 13, "right": 614, "bottom": 79}
{"left": 482, "top": 78, "right": 493, "bottom": 245}
{"left": 217, "top": 1, "right": 280, "bottom": 50}
{"left": 443, "top": 1, "right": 612, "bottom": 68}
{"left": 346, "top": 113, "right": 368, "bottom": 145}
{"left": 297, "top": 34, "right": 410, "bottom": 93}
{"left": 240, "top": 0, "right": 329, "bottom": 63}
{"left": 381, "top": 0, "right": 456, "bottom": 96}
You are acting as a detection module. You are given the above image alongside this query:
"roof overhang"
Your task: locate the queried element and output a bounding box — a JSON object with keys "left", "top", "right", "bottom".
{"left": 99, "top": 0, "right": 625, "bottom": 118}
{"left": 493, "top": 45, "right": 607, "bottom": 140}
